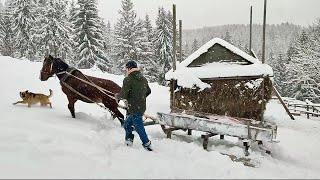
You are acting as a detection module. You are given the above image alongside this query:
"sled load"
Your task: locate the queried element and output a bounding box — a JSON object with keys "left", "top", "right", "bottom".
{"left": 156, "top": 38, "right": 277, "bottom": 158}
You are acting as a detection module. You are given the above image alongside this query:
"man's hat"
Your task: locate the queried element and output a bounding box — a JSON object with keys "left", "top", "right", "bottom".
{"left": 125, "top": 60, "right": 138, "bottom": 69}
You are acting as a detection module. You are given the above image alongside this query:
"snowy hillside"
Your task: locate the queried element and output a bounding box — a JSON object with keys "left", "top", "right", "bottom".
{"left": 1, "top": 56, "right": 320, "bottom": 178}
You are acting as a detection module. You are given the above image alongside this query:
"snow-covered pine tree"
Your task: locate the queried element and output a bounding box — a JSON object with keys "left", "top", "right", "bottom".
{"left": 11, "top": 0, "right": 37, "bottom": 60}
{"left": 224, "top": 31, "right": 232, "bottom": 43}
{"left": 309, "top": 19, "right": 320, "bottom": 64}
{"left": 68, "top": 0, "right": 79, "bottom": 66}
{"left": 35, "top": 0, "right": 73, "bottom": 62}
{"left": 154, "top": 7, "right": 173, "bottom": 84}
{"left": 97, "top": 18, "right": 113, "bottom": 72}
{"left": 273, "top": 53, "right": 290, "bottom": 96}
{"left": 113, "top": 0, "right": 137, "bottom": 72}
{"left": 0, "top": 1, "right": 15, "bottom": 56}
{"left": 0, "top": 0, "right": 15, "bottom": 57}
{"left": 286, "top": 30, "right": 320, "bottom": 102}
{"left": 191, "top": 38, "right": 199, "bottom": 53}
{"left": 72, "top": 0, "right": 108, "bottom": 70}
{"left": 184, "top": 42, "right": 190, "bottom": 56}
{"left": 0, "top": 2, "right": 3, "bottom": 12}
{"left": 100, "top": 20, "right": 112, "bottom": 57}
{"left": 136, "top": 15, "right": 158, "bottom": 82}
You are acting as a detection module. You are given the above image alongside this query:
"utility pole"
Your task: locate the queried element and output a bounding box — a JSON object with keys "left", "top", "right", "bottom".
{"left": 249, "top": 6, "right": 253, "bottom": 51}
{"left": 261, "top": 0, "right": 267, "bottom": 122}
{"left": 262, "top": 0, "right": 267, "bottom": 63}
{"left": 179, "top": 20, "right": 182, "bottom": 62}
{"left": 172, "top": 4, "right": 177, "bottom": 70}
{"left": 171, "top": 4, "right": 177, "bottom": 109}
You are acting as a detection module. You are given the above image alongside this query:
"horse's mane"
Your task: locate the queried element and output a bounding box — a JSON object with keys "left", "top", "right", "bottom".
{"left": 54, "top": 58, "right": 69, "bottom": 72}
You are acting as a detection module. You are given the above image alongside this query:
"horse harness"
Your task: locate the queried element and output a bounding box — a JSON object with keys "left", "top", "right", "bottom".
{"left": 56, "top": 67, "right": 127, "bottom": 113}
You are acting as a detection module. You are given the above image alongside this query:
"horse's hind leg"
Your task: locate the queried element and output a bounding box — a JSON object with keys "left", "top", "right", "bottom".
{"left": 112, "top": 107, "right": 125, "bottom": 126}
{"left": 67, "top": 96, "right": 77, "bottom": 118}
{"left": 103, "top": 100, "right": 124, "bottom": 126}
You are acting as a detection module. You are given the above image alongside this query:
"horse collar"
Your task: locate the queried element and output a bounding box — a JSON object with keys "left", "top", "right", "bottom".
{"left": 60, "top": 67, "right": 77, "bottom": 82}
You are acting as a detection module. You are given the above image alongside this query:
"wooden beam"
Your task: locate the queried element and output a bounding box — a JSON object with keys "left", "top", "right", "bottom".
{"left": 200, "top": 75, "right": 271, "bottom": 81}
{"left": 272, "top": 86, "right": 295, "bottom": 120}
{"left": 172, "top": 4, "right": 177, "bottom": 71}
{"left": 249, "top": 6, "right": 253, "bottom": 51}
{"left": 261, "top": 0, "right": 267, "bottom": 122}
{"left": 179, "top": 20, "right": 182, "bottom": 62}
{"left": 262, "top": 0, "right": 267, "bottom": 63}
{"left": 171, "top": 4, "right": 177, "bottom": 109}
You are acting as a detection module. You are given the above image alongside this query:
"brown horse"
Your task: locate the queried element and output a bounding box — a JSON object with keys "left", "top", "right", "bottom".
{"left": 40, "top": 55, "right": 124, "bottom": 125}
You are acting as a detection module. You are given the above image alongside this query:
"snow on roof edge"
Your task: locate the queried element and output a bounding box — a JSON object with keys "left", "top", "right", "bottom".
{"left": 179, "top": 38, "right": 261, "bottom": 68}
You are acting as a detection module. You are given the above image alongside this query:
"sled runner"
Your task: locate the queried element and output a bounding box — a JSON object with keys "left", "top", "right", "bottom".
{"left": 157, "top": 109, "right": 276, "bottom": 148}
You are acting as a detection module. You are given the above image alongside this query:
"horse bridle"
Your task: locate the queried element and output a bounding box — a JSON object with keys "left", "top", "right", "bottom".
{"left": 40, "top": 59, "right": 54, "bottom": 78}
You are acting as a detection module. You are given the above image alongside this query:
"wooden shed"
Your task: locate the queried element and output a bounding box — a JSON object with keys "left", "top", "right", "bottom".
{"left": 166, "top": 38, "right": 274, "bottom": 121}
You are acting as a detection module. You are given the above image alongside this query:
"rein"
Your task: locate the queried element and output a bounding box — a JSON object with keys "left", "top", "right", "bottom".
{"left": 43, "top": 61, "right": 157, "bottom": 122}
{"left": 57, "top": 70, "right": 117, "bottom": 100}
{"left": 55, "top": 68, "right": 128, "bottom": 111}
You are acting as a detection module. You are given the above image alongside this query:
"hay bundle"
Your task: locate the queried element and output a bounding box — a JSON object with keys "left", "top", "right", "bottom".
{"left": 173, "top": 77, "right": 272, "bottom": 121}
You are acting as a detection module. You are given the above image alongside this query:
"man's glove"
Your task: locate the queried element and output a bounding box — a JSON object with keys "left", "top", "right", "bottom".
{"left": 115, "top": 93, "right": 120, "bottom": 102}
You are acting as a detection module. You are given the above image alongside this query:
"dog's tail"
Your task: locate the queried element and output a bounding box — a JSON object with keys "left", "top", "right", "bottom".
{"left": 48, "top": 89, "right": 53, "bottom": 98}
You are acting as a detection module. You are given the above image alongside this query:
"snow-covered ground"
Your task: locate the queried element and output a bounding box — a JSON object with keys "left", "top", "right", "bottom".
{"left": 0, "top": 56, "right": 320, "bottom": 178}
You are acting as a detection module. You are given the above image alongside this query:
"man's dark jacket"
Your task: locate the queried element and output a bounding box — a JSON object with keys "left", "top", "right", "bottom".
{"left": 119, "top": 70, "right": 151, "bottom": 115}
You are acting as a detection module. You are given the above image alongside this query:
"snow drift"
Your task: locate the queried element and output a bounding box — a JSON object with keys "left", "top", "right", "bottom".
{"left": 0, "top": 56, "right": 320, "bottom": 178}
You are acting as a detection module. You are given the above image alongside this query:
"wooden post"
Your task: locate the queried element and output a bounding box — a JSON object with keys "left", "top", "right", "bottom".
{"left": 170, "top": 4, "right": 177, "bottom": 109}
{"left": 172, "top": 4, "right": 177, "bottom": 71}
{"left": 179, "top": 20, "right": 182, "bottom": 62}
{"left": 187, "top": 129, "right": 192, "bottom": 135}
{"left": 260, "top": 0, "right": 267, "bottom": 122}
{"left": 273, "top": 86, "right": 295, "bottom": 120}
{"left": 262, "top": 0, "right": 267, "bottom": 63}
{"left": 249, "top": 6, "right": 253, "bottom": 51}
{"left": 313, "top": 106, "right": 315, "bottom": 117}
{"left": 306, "top": 102, "right": 310, "bottom": 119}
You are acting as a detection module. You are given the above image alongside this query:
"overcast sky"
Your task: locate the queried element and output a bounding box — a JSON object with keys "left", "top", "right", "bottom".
{"left": 98, "top": 0, "right": 320, "bottom": 29}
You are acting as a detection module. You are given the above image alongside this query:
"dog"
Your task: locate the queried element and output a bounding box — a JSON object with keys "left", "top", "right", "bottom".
{"left": 13, "top": 89, "right": 53, "bottom": 108}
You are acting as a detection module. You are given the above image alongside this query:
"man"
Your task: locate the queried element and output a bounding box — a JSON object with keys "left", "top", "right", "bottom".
{"left": 115, "top": 60, "right": 152, "bottom": 151}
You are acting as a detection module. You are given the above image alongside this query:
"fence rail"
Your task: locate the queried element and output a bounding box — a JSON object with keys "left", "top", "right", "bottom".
{"left": 284, "top": 98, "right": 320, "bottom": 119}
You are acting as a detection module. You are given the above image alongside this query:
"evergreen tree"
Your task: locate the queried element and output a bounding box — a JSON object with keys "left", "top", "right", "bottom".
{"left": 35, "top": 0, "right": 73, "bottom": 62}
{"left": 273, "top": 53, "right": 290, "bottom": 96}
{"left": 0, "top": 2, "right": 3, "bottom": 12}
{"left": 0, "top": 0, "right": 15, "bottom": 56}
{"left": 144, "top": 14, "right": 153, "bottom": 42}
{"left": 286, "top": 29, "right": 320, "bottom": 102}
{"left": 98, "top": 18, "right": 113, "bottom": 72}
{"left": 101, "top": 20, "right": 112, "bottom": 57}
{"left": 224, "top": 31, "right": 232, "bottom": 43}
{"left": 113, "top": 0, "right": 137, "bottom": 71}
{"left": 184, "top": 42, "right": 190, "bottom": 56}
{"left": 72, "top": 0, "right": 108, "bottom": 69}
{"left": 68, "top": 0, "right": 78, "bottom": 66}
{"left": 11, "top": 0, "right": 37, "bottom": 59}
{"left": 191, "top": 38, "right": 199, "bottom": 53}
{"left": 154, "top": 7, "right": 173, "bottom": 84}
{"left": 137, "top": 15, "right": 158, "bottom": 82}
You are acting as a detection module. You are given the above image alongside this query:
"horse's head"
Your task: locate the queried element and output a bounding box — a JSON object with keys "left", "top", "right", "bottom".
{"left": 40, "top": 55, "right": 69, "bottom": 81}
{"left": 40, "top": 55, "right": 55, "bottom": 81}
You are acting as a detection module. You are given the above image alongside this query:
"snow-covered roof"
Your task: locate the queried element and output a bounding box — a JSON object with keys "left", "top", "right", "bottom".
{"left": 166, "top": 38, "right": 273, "bottom": 90}
{"left": 179, "top": 38, "right": 261, "bottom": 67}
{"left": 166, "top": 62, "right": 273, "bottom": 81}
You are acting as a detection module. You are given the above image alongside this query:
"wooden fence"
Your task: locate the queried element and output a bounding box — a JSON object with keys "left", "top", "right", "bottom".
{"left": 284, "top": 99, "right": 320, "bottom": 119}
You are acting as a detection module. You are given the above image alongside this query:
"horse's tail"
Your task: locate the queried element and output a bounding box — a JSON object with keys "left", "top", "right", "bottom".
{"left": 48, "top": 89, "right": 53, "bottom": 98}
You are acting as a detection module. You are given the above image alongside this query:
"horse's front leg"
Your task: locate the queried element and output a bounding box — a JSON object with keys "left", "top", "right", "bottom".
{"left": 67, "top": 96, "right": 77, "bottom": 118}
